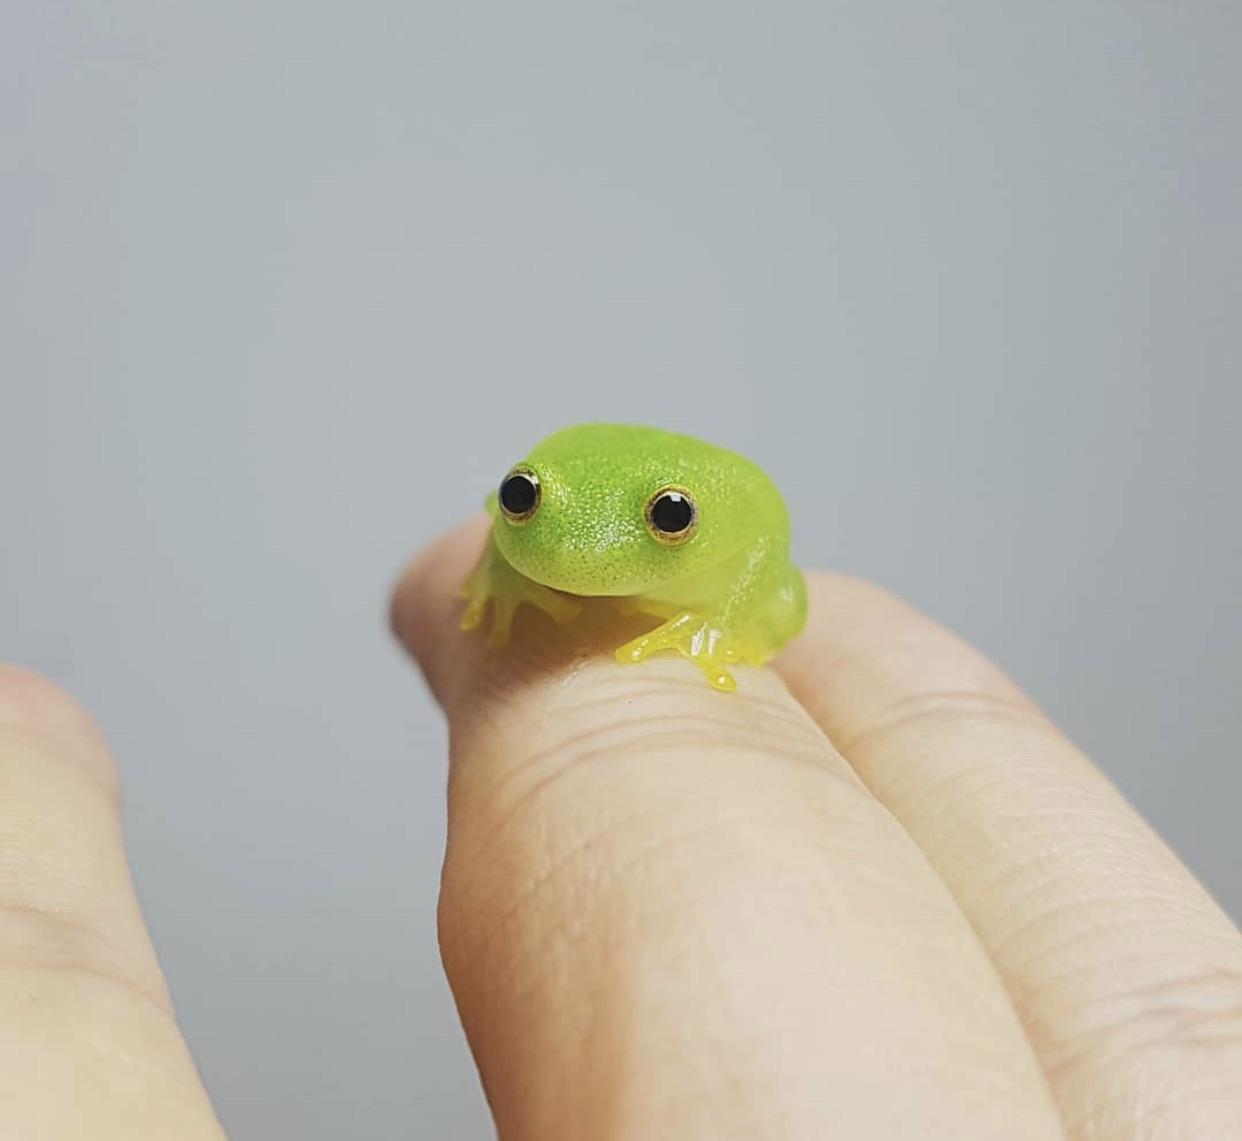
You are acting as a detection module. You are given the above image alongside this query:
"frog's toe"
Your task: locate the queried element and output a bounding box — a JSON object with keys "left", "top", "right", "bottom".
{"left": 459, "top": 598, "right": 487, "bottom": 631}
{"left": 615, "top": 634, "right": 655, "bottom": 664}
{"left": 615, "top": 614, "right": 743, "bottom": 692}
{"left": 617, "top": 612, "right": 692, "bottom": 663}
{"left": 540, "top": 592, "right": 583, "bottom": 626}
{"left": 486, "top": 596, "right": 518, "bottom": 649}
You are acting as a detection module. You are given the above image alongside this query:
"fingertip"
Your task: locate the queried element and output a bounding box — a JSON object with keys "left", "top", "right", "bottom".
{"left": 389, "top": 515, "right": 492, "bottom": 704}
{"left": 0, "top": 663, "right": 119, "bottom": 790}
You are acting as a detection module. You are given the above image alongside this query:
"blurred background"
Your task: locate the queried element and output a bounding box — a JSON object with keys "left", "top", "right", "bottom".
{"left": 3, "top": 2, "right": 1239, "bottom": 1137}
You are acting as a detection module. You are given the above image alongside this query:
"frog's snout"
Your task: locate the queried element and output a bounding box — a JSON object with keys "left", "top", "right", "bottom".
{"left": 499, "top": 525, "right": 652, "bottom": 599}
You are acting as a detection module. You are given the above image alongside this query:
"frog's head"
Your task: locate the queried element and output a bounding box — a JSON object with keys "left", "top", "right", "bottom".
{"left": 489, "top": 424, "right": 741, "bottom": 597}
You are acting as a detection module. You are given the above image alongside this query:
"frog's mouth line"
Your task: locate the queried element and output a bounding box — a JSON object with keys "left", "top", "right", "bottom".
{"left": 496, "top": 543, "right": 654, "bottom": 599}
{"left": 517, "top": 567, "right": 649, "bottom": 600}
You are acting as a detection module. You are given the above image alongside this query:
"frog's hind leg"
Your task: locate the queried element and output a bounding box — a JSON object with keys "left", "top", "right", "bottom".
{"left": 767, "top": 565, "right": 809, "bottom": 647}
{"left": 725, "top": 567, "right": 806, "bottom": 668}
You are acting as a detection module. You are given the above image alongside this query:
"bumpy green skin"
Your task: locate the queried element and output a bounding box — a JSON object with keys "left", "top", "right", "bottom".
{"left": 460, "top": 423, "right": 806, "bottom": 691}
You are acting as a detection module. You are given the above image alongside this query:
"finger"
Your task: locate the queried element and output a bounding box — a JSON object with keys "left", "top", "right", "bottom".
{"left": 0, "top": 665, "right": 225, "bottom": 1140}
{"left": 392, "top": 520, "right": 1065, "bottom": 1141}
{"left": 778, "top": 575, "right": 1242, "bottom": 1141}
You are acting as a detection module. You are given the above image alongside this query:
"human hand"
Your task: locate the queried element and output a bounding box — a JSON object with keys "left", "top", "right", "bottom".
{"left": 389, "top": 517, "right": 1242, "bottom": 1140}
{"left": 0, "top": 517, "right": 1238, "bottom": 1140}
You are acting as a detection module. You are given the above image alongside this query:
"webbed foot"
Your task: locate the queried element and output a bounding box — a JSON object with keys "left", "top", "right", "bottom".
{"left": 614, "top": 611, "right": 745, "bottom": 692}
{"left": 459, "top": 545, "right": 582, "bottom": 648}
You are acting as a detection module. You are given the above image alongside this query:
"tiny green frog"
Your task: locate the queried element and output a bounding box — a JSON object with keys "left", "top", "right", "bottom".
{"left": 460, "top": 423, "right": 806, "bottom": 691}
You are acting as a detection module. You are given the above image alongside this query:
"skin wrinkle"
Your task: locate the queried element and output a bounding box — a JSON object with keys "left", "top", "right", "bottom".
{"left": 444, "top": 739, "right": 874, "bottom": 953}
{"left": 0, "top": 727, "right": 122, "bottom": 802}
{"left": 932, "top": 818, "right": 1183, "bottom": 919}
{"left": 452, "top": 655, "right": 849, "bottom": 769}
{"left": 0, "top": 905, "right": 170, "bottom": 1012}
{"left": 1074, "top": 993, "right": 1242, "bottom": 1065}
{"left": 450, "top": 796, "right": 861, "bottom": 1008}
{"left": 452, "top": 652, "right": 822, "bottom": 734}
{"left": 1108, "top": 965, "right": 1242, "bottom": 1009}
{"left": 455, "top": 802, "right": 685, "bottom": 951}
{"left": 845, "top": 757, "right": 1138, "bottom": 884}
{"left": 870, "top": 778, "right": 1162, "bottom": 923}
{"left": 831, "top": 686, "right": 1053, "bottom": 756}
{"left": 0, "top": 958, "right": 177, "bottom": 1030}
{"left": 0, "top": 740, "right": 170, "bottom": 1021}
{"left": 875, "top": 743, "right": 1085, "bottom": 820}
{"left": 1032, "top": 955, "right": 1242, "bottom": 1043}
{"left": 463, "top": 700, "right": 844, "bottom": 842}
{"left": 880, "top": 749, "right": 1042, "bottom": 816}
{"left": 1067, "top": 1082, "right": 1231, "bottom": 1141}
{"left": 992, "top": 897, "right": 1230, "bottom": 982}
{"left": 1027, "top": 955, "right": 1242, "bottom": 1014}
{"left": 464, "top": 733, "right": 852, "bottom": 862}
{"left": 1042, "top": 978, "right": 1242, "bottom": 1086}
{"left": 855, "top": 729, "right": 1086, "bottom": 814}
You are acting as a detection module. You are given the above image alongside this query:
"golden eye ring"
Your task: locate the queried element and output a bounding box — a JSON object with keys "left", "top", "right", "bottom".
{"left": 498, "top": 465, "right": 541, "bottom": 523}
{"left": 644, "top": 485, "right": 698, "bottom": 545}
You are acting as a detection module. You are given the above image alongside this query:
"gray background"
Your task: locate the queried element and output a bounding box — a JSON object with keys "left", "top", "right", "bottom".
{"left": 2, "top": 2, "right": 1239, "bottom": 1137}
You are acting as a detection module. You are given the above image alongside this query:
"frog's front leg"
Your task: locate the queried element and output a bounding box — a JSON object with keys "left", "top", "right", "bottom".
{"left": 615, "top": 611, "right": 744, "bottom": 691}
{"left": 614, "top": 539, "right": 793, "bottom": 692}
{"left": 460, "top": 535, "right": 582, "bottom": 648}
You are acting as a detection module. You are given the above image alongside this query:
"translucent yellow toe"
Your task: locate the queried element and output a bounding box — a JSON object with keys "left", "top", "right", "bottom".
{"left": 613, "top": 611, "right": 747, "bottom": 692}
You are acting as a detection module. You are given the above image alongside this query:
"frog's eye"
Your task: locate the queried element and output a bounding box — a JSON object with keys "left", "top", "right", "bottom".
{"left": 644, "top": 485, "right": 698, "bottom": 545}
{"left": 498, "top": 466, "right": 541, "bottom": 523}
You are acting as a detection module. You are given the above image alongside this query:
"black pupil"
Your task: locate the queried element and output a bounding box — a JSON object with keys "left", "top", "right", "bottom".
{"left": 651, "top": 492, "right": 694, "bottom": 534}
{"left": 500, "top": 473, "right": 537, "bottom": 516}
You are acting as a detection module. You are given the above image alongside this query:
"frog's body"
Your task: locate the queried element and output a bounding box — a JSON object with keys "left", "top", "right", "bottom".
{"left": 460, "top": 423, "right": 806, "bottom": 691}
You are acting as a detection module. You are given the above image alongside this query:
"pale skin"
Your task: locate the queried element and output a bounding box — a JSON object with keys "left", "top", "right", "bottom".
{"left": 1, "top": 516, "right": 1240, "bottom": 1138}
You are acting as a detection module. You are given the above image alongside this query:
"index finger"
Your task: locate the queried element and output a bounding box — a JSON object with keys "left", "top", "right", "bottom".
{"left": 391, "top": 519, "right": 1064, "bottom": 1141}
